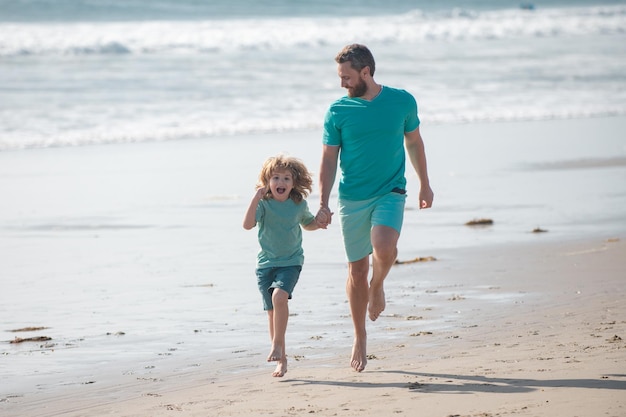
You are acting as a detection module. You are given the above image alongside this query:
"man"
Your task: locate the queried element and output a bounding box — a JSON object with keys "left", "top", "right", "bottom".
{"left": 316, "top": 44, "right": 434, "bottom": 372}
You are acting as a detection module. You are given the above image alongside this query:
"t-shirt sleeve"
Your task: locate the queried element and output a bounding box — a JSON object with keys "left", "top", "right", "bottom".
{"left": 404, "top": 93, "right": 420, "bottom": 133}
{"left": 299, "top": 200, "right": 315, "bottom": 226}
{"left": 323, "top": 107, "right": 341, "bottom": 146}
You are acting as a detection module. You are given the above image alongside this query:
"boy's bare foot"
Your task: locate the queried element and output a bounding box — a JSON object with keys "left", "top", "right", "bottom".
{"left": 368, "top": 285, "right": 386, "bottom": 321}
{"left": 272, "top": 356, "right": 288, "bottom": 377}
{"left": 267, "top": 345, "right": 283, "bottom": 362}
{"left": 351, "top": 338, "right": 367, "bottom": 372}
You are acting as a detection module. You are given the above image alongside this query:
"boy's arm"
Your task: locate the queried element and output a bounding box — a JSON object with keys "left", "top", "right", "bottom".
{"left": 302, "top": 202, "right": 329, "bottom": 231}
{"left": 302, "top": 217, "right": 322, "bottom": 231}
{"left": 243, "top": 187, "right": 266, "bottom": 230}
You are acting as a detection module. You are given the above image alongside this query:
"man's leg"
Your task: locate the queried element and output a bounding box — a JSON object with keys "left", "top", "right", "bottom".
{"left": 368, "top": 225, "right": 400, "bottom": 321}
{"left": 347, "top": 256, "right": 370, "bottom": 372}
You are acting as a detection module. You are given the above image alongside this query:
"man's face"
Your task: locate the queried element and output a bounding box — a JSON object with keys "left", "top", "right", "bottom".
{"left": 338, "top": 62, "right": 367, "bottom": 98}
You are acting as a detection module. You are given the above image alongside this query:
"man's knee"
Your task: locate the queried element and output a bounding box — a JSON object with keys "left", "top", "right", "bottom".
{"left": 348, "top": 257, "right": 369, "bottom": 282}
{"left": 371, "top": 226, "right": 399, "bottom": 261}
{"left": 373, "top": 244, "right": 397, "bottom": 263}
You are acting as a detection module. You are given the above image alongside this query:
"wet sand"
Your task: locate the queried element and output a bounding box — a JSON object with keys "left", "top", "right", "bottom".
{"left": 3, "top": 237, "right": 624, "bottom": 417}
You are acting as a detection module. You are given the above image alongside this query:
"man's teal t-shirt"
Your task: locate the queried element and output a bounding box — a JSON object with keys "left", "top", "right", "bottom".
{"left": 255, "top": 198, "right": 315, "bottom": 268}
{"left": 323, "top": 86, "right": 420, "bottom": 201}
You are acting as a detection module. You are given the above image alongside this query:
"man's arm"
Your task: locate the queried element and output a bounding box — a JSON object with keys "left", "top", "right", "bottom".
{"left": 317, "top": 144, "right": 340, "bottom": 225}
{"left": 404, "top": 127, "right": 434, "bottom": 209}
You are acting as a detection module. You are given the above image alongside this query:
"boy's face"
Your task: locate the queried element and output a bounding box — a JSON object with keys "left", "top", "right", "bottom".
{"left": 269, "top": 170, "right": 294, "bottom": 202}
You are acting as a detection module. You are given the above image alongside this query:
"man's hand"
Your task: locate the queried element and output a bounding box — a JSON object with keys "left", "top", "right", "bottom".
{"left": 419, "top": 186, "right": 434, "bottom": 209}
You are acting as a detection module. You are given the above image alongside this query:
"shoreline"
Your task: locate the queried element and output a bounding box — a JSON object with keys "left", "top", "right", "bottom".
{"left": 1, "top": 113, "right": 625, "bottom": 154}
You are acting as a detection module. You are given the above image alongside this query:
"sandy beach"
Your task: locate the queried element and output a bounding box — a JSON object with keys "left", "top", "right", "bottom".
{"left": 3, "top": 238, "right": 624, "bottom": 417}
{"left": 1, "top": 117, "right": 625, "bottom": 416}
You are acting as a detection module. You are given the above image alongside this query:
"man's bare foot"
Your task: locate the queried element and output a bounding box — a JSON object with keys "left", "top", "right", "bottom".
{"left": 351, "top": 338, "right": 367, "bottom": 372}
{"left": 272, "top": 356, "right": 288, "bottom": 377}
{"left": 267, "top": 345, "right": 283, "bottom": 362}
{"left": 368, "top": 285, "right": 386, "bottom": 321}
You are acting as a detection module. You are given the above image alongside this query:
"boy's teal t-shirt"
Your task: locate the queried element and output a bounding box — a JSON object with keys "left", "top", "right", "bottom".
{"left": 323, "top": 86, "right": 420, "bottom": 201}
{"left": 255, "top": 198, "right": 315, "bottom": 268}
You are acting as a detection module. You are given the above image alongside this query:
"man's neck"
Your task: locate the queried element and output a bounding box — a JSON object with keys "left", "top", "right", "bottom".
{"left": 361, "top": 83, "right": 382, "bottom": 101}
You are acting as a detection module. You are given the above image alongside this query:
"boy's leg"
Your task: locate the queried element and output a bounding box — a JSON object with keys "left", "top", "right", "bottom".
{"left": 268, "top": 288, "right": 289, "bottom": 361}
{"left": 265, "top": 265, "right": 300, "bottom": 376}
{"left": 267, "top": 310, "right": 275, "bottom": 344}
{"left": 269, "top": 289, "right": 289, "bottom": 377}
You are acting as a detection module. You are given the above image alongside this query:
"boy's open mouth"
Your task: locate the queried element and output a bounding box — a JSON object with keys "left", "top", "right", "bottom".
{"left": 277, "top": 187, "right": 286, "bottom": 194}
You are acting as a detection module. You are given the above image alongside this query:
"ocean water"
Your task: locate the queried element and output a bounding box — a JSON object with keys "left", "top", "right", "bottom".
{"left": 1, "top": 0, "right": 626, "bottom": 409}
{"left": 0, "top": 0, "right": 625, "bottom": 150}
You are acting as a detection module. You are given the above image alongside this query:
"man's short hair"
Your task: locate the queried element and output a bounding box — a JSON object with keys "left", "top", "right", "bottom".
{"left": 335, "top": 44, "right": 376, "bottom": 76}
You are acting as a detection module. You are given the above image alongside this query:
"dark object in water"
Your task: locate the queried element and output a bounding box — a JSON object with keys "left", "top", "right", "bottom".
{"left": 532, "top": 227, "right": 548, "bottom": 233}
{"left": 10, "top": 336, "right": 52, "bottom": 344}
{"left": 465, "top": 218, "right": 494, "bottom": 226}
{"left": 9, "top": 326, "right": 49, "bottom": 332}
{"left": 520, "top": 3, "right": 535, "bottom": 10}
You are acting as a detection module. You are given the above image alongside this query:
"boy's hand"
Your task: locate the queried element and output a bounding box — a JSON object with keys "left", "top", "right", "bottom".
{"left": 255, "top": 185, "right": 268, "bottom": 200}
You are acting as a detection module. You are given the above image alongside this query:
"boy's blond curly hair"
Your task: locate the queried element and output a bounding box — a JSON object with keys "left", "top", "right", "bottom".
{"left": 257, "top": 154, "right": 313, "bottom": 203}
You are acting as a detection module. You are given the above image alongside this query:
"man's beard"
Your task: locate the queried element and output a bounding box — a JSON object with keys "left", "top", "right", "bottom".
{"left": 347, "top": 77, "right": 367, "bottom": 98}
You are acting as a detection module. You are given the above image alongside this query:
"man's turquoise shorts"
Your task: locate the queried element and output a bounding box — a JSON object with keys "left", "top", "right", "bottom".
{"left": 338, "top": 191, "right": 406, "bottom": 262}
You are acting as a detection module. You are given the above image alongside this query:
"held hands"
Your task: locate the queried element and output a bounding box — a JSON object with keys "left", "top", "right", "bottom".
{"left": 315, "top": 206, "right": 333, "bottom": 229}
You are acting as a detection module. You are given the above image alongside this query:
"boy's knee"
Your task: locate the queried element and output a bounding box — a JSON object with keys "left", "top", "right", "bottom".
{"left": 272, "top": 288, "right": 289, "bottom": 303}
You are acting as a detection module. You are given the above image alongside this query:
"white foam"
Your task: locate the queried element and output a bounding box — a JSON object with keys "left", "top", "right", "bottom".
{"left": 1, "top": 5, "right": 624, "bottom": 57}
{"left": 1, "top": 4, "right": 624, "bottom": 151}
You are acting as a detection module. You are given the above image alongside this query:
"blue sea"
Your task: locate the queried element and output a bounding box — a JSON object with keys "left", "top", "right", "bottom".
{"left": 0, "top": 0, "right": 625, "bottom": 150}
